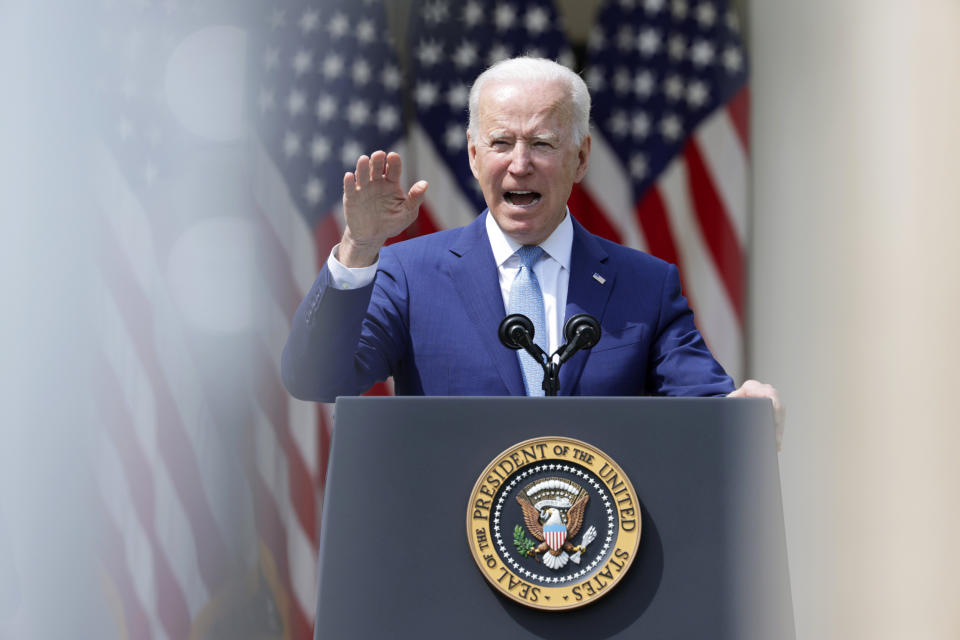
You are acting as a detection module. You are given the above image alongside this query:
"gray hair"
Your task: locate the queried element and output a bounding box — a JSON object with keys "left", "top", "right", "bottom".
{"left": 467, "top": 57, "right": 591, "bottom": 146}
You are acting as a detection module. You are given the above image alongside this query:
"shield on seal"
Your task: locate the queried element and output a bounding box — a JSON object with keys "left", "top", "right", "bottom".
{"left": 544, "top": 519, "right": 566, "bottom": 551}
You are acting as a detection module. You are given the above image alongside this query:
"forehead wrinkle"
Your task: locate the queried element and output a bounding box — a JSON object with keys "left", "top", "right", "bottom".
{"left": 475, "top": 81, "right": 574, "bottom": 141}
{"left": 477, "top": 114, "right": 570, "bottom": 146}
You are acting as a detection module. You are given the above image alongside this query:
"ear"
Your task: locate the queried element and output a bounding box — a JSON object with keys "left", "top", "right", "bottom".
{"left": 573, "top": 134, "right": 591, "bottom": 183}
{"left": 467, "top": 130, "right": 480, "bottom": 180}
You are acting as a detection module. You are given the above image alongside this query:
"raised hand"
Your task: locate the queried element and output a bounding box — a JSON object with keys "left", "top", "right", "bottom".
{"left": 339, "top": 150, "right": 428, "bottom": 267}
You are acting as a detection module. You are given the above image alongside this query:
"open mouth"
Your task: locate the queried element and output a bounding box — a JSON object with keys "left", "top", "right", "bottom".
{"left": 504, "top": 191, "right": 542, "bottom": 207}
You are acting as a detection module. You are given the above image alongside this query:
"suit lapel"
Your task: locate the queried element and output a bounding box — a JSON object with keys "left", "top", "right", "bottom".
{"left": 446, "top": 214, "right": 526, "bottom": 395}
{"left": 560, "top": 220, "right": 614, "bottom": 396}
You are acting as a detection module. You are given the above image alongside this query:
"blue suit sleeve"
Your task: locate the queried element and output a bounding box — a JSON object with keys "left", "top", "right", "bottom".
{"left": 281, "top": 252, "right": 410, "bottom": 402}
{"left": 646, "top": 264, "right": 735, "bottom": 397}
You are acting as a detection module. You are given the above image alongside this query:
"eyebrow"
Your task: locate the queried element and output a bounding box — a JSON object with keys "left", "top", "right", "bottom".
{"left": 530, "top": 133, "right": 560, "bottom": 144}
{"left": 485, "top": 131, "right": 561, "bottom": 144}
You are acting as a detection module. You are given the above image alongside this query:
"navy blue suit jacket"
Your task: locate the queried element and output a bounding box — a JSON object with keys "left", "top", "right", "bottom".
{"left": 282, "top": 214, "right": 733, "bottom": 401}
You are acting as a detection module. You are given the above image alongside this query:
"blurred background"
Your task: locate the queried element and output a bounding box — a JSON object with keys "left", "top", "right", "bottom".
{"left": 1, "top": 0, "right": 958, "bottom": 638}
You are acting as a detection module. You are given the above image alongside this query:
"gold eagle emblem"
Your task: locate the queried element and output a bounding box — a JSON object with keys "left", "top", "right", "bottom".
{"left": 515, "top": 477, "right": 597, "bottom": 570}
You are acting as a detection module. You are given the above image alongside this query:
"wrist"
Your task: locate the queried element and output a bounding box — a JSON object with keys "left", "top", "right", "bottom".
{"left": 339, "top": 230, "right": 382, "bottom": 268}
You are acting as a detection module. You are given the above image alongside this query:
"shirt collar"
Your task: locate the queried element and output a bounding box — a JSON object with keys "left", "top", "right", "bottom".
{"left": 485, "top": 210, "right": 573, "bottom": 271}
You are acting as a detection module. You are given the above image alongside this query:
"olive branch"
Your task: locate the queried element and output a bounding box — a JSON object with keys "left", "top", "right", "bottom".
{"left": 513, "top": 524, "right": 536, "bottom": 556}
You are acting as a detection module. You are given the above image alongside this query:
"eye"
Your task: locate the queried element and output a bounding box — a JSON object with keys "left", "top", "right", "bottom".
{"left": 490, "top": 139, "right": 510, "bottom": 148}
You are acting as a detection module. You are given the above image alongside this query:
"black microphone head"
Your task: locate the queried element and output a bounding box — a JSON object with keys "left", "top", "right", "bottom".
{"left": 563, "top": 314, "right": 601, "bottom": 349}
{"left": 498, "top": 314, "right": 535, "bottom": 350}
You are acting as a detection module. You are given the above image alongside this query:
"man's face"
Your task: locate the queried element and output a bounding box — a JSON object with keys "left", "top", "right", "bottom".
{"left": 468, "top": 79, "right": 590, "bottom": 246}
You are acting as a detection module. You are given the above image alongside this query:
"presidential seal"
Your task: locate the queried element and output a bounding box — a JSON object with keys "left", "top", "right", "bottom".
{"left": 466, "top": 437, "right": 641, "bottom": 610}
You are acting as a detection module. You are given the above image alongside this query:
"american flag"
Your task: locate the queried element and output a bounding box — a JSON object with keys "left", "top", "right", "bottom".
{"left": 248, "top": 0, "right": 405, "bottom": 637}
{"left": 92, "top": 0, "right": 263, "bottom": 637}
{"left": 407, "top": 0, "right": 575, "bottom": 232}
{"left": 92, "top": 0, "right": 347, "bottom": 637}
{"left": 583, "top": 0, "right": 750, "bottom": 380}
{"left": 251, "top": 0, "right": 405, "bottom": 250}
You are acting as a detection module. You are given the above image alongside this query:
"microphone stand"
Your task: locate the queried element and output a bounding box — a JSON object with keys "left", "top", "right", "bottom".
{"left": 542, "top": 356, "right": 561, "bottom": 397}
{"left": 498, "top": 314, "right": 601, "bottom": 397}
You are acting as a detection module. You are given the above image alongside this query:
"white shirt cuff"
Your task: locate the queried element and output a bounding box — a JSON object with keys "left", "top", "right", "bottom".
{"left": 326, "top": 244, "right": 379, "bottom": 290}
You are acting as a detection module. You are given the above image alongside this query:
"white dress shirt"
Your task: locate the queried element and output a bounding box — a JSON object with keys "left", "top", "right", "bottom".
{"left": 326, "top": 211, "right": 574, "bottom": 354}
{"left": 484, "top": 212, "right": 571, "bottom": 354}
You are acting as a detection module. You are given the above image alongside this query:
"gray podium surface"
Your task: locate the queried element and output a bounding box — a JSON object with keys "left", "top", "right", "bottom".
{"left": 315, "top": 397, "right": 794, "bottom": 639}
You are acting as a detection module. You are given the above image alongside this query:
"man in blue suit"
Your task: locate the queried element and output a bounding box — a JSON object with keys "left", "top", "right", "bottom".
{"left": 282, "top": 57, "right": 780, "bottom": 426}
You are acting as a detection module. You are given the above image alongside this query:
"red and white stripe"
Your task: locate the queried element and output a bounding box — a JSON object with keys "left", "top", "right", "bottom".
{"left": 408, "top": 123, "right": 477, "bottom": 235}
{"left": 92, "top": 142, "right": 238, "bottom": 639}
{"left": 545, "top": 530, "right": 567, "bottom": 552}
{"left": 251, "top": 133, "right": 330, "bottom": 639}
{"left": 582, "top": 87, "right": 750, "bottom": 382}
{"left": 249, "top": 126, "right": 411, "bottom": 638}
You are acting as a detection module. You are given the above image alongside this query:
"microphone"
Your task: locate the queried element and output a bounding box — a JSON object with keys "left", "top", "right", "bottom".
{"left": 498, "top": 313, "right": 549, "bottom": 373}
{"left": 556, "top": 314, "right": 602, "bottom": 364}
{"left": 498, "top": 313, "right": 536, "bottom": 351}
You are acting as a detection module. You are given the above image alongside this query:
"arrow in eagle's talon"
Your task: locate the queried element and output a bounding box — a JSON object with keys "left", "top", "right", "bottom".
{"left": 581, "top": 525, "right": 598, "bottom": 548}
{"left": 570, "top": 525, "right": 599, "bottom": 563}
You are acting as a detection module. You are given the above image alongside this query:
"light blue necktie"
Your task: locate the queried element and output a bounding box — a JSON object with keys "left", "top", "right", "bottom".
{"left": 508, "top": 245, "right": 547, "bottom": 396}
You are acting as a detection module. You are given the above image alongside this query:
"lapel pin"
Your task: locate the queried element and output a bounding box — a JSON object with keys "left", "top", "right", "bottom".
{"left": 592, "top": 273, "right": 606, "bottom": 285}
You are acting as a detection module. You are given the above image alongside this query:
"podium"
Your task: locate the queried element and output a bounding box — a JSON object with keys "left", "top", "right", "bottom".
{"left": 315, "top": 397, "right": 794, "bottom": 639}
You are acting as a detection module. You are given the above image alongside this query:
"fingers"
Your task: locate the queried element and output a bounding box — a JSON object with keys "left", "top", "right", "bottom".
{"left": 345, "top": 150, "right": 422, "bottom": 202}
{"left": 350, "top": 150, "right": 398, "bottom": 188}
{"left": 385, "top": 151, "right": 403, "bottom": 183}
{"left": 354, "top": 154, "right": 371, "bottom": 187}
{"left": 728, "top": 379, "right": 775, "bottom": 399}
{"left": 344, "top": 151, "right": 424, "bottom": 220}
{"left": 728, "top": 379, "right": 785, "bottom": 452}
{"left": 370, "top": 150, "right": 387, "bottom": 182}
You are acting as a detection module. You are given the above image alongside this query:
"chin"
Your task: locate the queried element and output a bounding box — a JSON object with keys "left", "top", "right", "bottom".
{"left": 490, "top": 204, "right": 558, "bottom": 244}
{"left": 497, "top": 213, "right": 533, "bottom": 232}
{"left": 507, "top": 226, "right": 548, "bottom": 245}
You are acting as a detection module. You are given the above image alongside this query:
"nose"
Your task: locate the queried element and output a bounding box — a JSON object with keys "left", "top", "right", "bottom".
{"left": 508, "top": 142, "right": 532, "bottom": 175}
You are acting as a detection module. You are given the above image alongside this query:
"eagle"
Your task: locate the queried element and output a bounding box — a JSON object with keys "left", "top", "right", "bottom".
{"left": 517, "top": 493, "right": 589, "bottom": 570}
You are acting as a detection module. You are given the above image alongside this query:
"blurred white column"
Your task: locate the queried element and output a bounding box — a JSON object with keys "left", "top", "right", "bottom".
{"left": 749, "top": 1, "right": 960, "bottom": 638}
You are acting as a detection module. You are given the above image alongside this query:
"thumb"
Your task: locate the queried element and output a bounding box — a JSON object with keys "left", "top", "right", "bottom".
{"left": 407, "top": 180, "right": 429, "bottom": 210}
